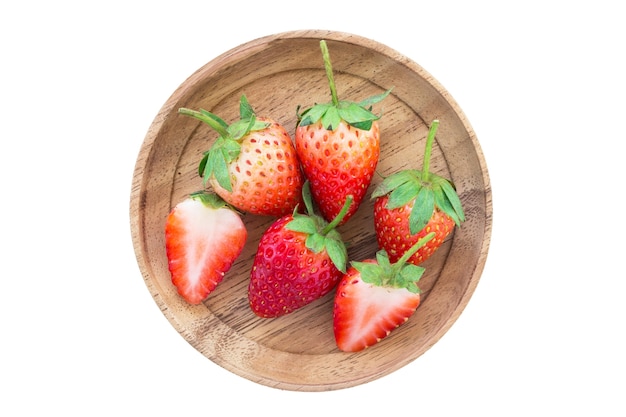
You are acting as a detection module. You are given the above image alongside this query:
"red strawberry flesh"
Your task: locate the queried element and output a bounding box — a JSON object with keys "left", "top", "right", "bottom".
{"left": 248, "top": 215, "right": 342, "bottom": 318}
{"left": 165, "top": 197, "right": 247, "bottom": 304}
{"left": 295, "top": 120, "right": 379, "bottom": 224}
{"left": 211, "top": 117, "right": 303, "bottom": 217}
{"left": 333, "top": 262, "right": 420, "bottom": 352}
{"left": 374, "top": 195, "right": 455, "bottom": 264}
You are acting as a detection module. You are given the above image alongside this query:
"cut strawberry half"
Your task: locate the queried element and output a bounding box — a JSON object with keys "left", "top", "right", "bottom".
{"left": 333, "top": 233, "right": 435, "bottom": 352}
{"left": 165, "top": 191, "right": 247, "bottom": 304}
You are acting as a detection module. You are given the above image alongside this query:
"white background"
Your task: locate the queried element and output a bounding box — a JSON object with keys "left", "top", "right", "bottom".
{"left": 2, "top": 1, "right": 624, "bottom": 415}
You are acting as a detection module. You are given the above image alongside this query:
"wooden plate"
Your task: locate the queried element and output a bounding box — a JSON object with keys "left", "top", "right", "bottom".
{"left": 129, "top": 30, "right": 492, "bottom": 391}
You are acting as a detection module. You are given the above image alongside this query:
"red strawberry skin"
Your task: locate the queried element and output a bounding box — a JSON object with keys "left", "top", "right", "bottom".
{"left": 373, "top": 195, "right": 455, "bottom": 265}
{"left": 211, "top": 117, "right": 304, "bottom": 217}
{"left": 165, "top": 197, "right": 247, "bottom": 304}
{"left": 248, "top": 215, "right": 342, "bottom": 318}
{"left": 333, "top": 260, "right": 420, "bottom": 352}
{"left": 295, "top": 120, "right": 380, "bottom": 224}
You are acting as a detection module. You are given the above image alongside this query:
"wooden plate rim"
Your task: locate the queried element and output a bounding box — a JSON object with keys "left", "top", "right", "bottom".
{"left": 129, "top": 29, "right": 492, "bottom": 391}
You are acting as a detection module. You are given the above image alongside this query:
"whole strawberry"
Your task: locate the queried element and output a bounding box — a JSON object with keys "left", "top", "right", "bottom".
{"left": 179, "top": 95, "right": 304, "bottom": 217}
{"left": 371, "top": 120, "right": 465, "bottom": 265}
{"left": 248, "top": 181, "right": 353, "bottom": 318}
{"left": 165, "top": 191, "right": 247, "bottom": 305}
{"left": 333, "top": 232, "right": 435, "bottom": 352}
{"left": 295, "top": 40, "right": 390, "bottom": 225}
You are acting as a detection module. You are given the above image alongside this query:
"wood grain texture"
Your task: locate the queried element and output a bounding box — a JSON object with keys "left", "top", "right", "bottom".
{"left": 129, "top": 30, "right": 492, "bottom": 391}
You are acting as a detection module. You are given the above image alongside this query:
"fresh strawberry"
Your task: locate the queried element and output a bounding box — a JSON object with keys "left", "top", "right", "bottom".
{"left": 248, "top": 181, "right": 353, "bottom": 318}
{"left": 165, "top": 191, "right": 247, "bottom": 305}
{"left": 371, "top": 120, "right": 465, "bottom": 265}
{"left": 295, "top": 40, "right": 390, "bottom": 225}
{"left": 333, "top": 232, "right": 435, "bottom": 352}
{"left": 179, "top": 95, "right": 304, "bottom": 217}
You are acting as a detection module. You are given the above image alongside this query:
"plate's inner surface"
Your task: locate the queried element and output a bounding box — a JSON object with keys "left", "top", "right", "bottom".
{"left": 170, "top": 71, "right": 452, "bottom": 354}
{"left": 133, "top": 33, "right": 489, "bottom": 390}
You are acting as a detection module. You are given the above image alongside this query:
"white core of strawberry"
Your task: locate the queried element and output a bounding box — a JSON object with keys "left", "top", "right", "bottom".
{"left": 347, "top": 282, "right": 415, "bottom": 346}
{"left": 175, "top": 200, "right": 240, "bottom": 285}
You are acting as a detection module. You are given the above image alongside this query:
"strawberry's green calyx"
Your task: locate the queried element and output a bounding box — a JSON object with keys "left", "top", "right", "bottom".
{"left": 393, "top": 232, "right": 435, "bottom": 272}
{"left": 322, "top": 38, "right": 340, "bottom": 108}
{"left": 296, "top": 40, "right": 392, "bottom": 132}
{"left": 178, "top": 95, "right": 270, "bottom": 192}
{"left": 189, "top": 190, "right": 242, "bottom": 213}
{"left": 189, "top": 190, "right": 227, "bottom": 208}
{"left": 421, "top": 119, "right": 439, "bottom": 182}
{"left": 352, "top": 232, "right": 435, "bottom": 293}
{"left": 286, "top": 181, "right": 352, "bottom": 273}
{"left": 371, "top": 120, "right": 465, "bottom": 233}
{"left": 321, "top": 193, "right": 353, "bottom": 235}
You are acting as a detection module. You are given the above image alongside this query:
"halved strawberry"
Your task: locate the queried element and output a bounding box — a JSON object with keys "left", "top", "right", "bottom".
{"left": 333, "top": 233, "right": 435, "bottom": 352}
{"left": 165, "top": 191, "right": 247, "bottom": 304}
{"left": 371, "top": 120, "right": 465, "bottom": 265}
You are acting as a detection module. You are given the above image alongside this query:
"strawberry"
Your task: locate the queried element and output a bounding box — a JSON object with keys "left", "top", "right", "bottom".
{"left": 333, "top": 232, "right": 435, "bottom": 352}
{"left": 165, "top": 191, "right": 247, "bottom": 305}
{"left": 248, "top": 181, "right": 353, "bottom": 318}
{"left": 371, "top": 120, "right": 465, "bottom": 265}
{"left": 179, "top": 95, "right": 304, "bottom": 217}
{"left": 295, "top": 40, "right": 390, "bottom": 225}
